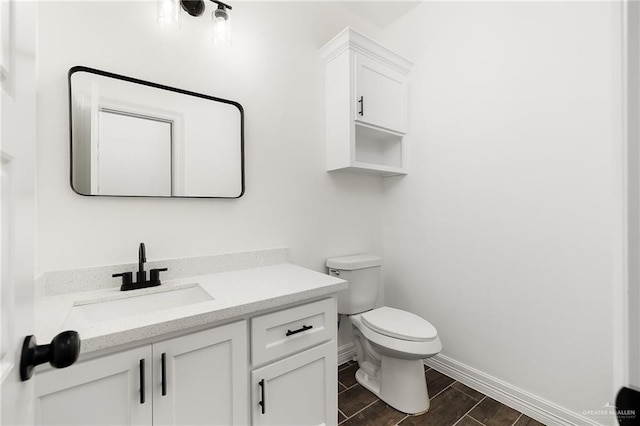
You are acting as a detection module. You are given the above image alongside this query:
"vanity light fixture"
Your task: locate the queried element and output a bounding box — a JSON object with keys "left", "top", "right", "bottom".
{"left": 157, "top": 0, "right": 233, "bottom": 46}
{"left": 157, "top": 0, "right": 181, "bottom": 29}
{"left": 211, "top": 2, "right": 231, "bottom": 45}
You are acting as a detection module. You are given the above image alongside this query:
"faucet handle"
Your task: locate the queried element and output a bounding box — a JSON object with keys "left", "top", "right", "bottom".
{"left": 150, "top": 268, "right": 168, "bottom": 285}
{"left": 112, "top": 272, "right": 133, "bottom": 287}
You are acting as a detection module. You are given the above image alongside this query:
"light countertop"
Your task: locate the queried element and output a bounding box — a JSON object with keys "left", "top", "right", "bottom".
{"left": 36, "top": 263, "right": 347, "bottom": 354}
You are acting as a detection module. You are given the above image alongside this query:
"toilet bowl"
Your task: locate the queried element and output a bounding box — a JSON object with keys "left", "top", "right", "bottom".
{"left": 350, "top": 307, "right": 441, "bottom": 414}
{"left": 326, "top": 254, "right": 442, "bottom": 415}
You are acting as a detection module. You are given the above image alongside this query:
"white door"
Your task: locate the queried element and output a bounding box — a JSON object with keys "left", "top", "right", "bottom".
{"left": 0, "top": 1, "right": 38, "bottom": 425}
{"left": 627, "top": 0, "right": 640, "bottom": 392}
{"left": 153, "top": 321, "right": 248, "bottom": 426}
{"left": 34, "top": 346, "right": 153, "bottom": 426}
{"left": 354, "top": 54, "right": 407, "bottom": 134}
{"left": 616, "top": 2, "right": 640, "bottom": 424}
{"left": 251, "top": 341, "right": 337, "bottom": 426}
{"left": 95, "top": 110, "right": 172, "bottom": 196}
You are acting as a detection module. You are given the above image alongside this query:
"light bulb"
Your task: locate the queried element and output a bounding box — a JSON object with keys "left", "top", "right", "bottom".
{"left": 157, "top": 0, "right": 181, "bottom": 30}
{"left": 212, "top": 6, "right": 231, "bottom": 46}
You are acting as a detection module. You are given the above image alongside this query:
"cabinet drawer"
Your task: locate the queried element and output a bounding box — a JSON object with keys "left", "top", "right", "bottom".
{"left": 251, "top": 298, "right": 336, "bottom": 366}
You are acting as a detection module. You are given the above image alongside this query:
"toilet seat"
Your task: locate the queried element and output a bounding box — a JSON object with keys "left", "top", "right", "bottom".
{"left": 361, "top": 307, "right": 437, "bottom": 342}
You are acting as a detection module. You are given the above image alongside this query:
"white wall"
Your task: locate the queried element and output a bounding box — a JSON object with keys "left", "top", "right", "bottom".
{"left": 381, "top": 1, "right": 618, "bottom": 419}
{"left": 37, "top": 0, "right": 622, "bottom": 420}
{"left": 36, "top": 2, "right": 386, "bottom": 276}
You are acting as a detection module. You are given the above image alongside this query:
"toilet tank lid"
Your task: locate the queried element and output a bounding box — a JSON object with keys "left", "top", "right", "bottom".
{"left": 326, "top": 254, "right": 382, "bottom": 270}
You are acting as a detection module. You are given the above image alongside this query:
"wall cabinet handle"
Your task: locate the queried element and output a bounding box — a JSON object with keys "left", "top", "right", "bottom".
{"left": 139, "top": 359, "right": 146, "bottom": 404}
{"left": 161, "top": 352, "right": 167, "bottom": 396}
{"left": 259, "top": 379, "right": 266, "bottom": 414}
{"left": 358, "top": 96, "right": 364, "bottom": 116}
{"left": 286, "top": 325, "right": 313, "bottom": 337}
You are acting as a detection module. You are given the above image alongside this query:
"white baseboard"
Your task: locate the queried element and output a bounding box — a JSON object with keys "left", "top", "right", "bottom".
{"left": 425, "top": 354, "right": 609, "bottom": 426}
{"left": 338, "top": 342, "right": 356, "bottom": 366}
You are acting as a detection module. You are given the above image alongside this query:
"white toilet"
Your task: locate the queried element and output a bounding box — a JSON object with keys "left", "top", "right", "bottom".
{"left": 327, "top": 254, "right": 442, "bottom": 415}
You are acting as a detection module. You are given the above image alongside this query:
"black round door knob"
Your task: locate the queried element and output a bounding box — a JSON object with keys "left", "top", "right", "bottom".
{"left": 20, "top": 331, "right": 81, "bottom": 381}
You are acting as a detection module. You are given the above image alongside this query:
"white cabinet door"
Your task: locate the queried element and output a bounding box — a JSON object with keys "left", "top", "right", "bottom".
{"left": 153, "top": 321, "right": 248, "bottom": 426}
{"left": 35, "top": 346, "right": 153, "bottom": 426}
{"left": 251, "top": 341, "right": 337, "bottom": 426}
{"left": 354, "top": 54, "right": 408, "bottom": 134}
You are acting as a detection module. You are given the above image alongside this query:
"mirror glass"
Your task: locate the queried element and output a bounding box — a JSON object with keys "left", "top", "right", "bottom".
{"left": 69, "top": 66, "right": 244, "bottom": 198}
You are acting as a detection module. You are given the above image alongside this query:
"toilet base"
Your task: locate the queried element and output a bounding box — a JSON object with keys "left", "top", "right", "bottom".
{"left": 355, "top": 356, "right": 430, "bottom": 415}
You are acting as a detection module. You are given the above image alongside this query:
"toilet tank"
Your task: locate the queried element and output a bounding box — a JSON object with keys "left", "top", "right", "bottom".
{"left": 326, "top": 254, "right": 382, "bottom": 315}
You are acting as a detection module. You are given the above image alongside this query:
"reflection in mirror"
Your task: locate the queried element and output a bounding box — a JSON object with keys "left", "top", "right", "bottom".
{"left": 69, "top": 66, "right": 244, "bottom": 198}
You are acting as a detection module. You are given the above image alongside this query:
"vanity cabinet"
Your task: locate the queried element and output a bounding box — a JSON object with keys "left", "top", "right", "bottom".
{"left": 250, "top": 298, "right": 337, "bottom": 426}
{"left": 152, "top": 322, "right": 248, "bottom": 425}
{"left": 320, "top": 27, "right": 413, "bottom": 176}
{"left": 251, "top": 342, "right": 335, "bottom": 426}
{"left": 35, "top": 345, "right": 152, "bottom": 425}
{"left": 35, "top": 321, "right": 248, "bottom": 426}
{"left": 35, "top": 296, "right": 338, "bottom": 426}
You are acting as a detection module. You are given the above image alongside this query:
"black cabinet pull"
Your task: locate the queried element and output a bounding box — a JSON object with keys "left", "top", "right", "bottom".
{"left": 139, "top": 359, "right": 145, "bottom": 404}
{"left": 161, "top": 352, "right": 167, "bottom": 396}
{"left": 358, "top": 96, "right": 364, "bottom": 116}
{"left": 258, "top": 379, "right": 266, "bottom": 414}
{"left": 286, "top": 325, "right": 313, "bottom": 337}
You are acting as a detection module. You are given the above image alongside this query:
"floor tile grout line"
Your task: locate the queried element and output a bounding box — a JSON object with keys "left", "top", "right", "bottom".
{"left": 395, "top": 414, "right": 409, "bottom": 425}
{"left": 452, "top": 384, "right": 485, "bottom": 402}
{"left": 339, "top": 382, "right": 360, "bottom": 393}
{"left": 452, "top": 396, "right": 487, "bottom": 426}
{"left": 338, "top": 408, "right": 348, "bottom": 419}
{"left": 429, "top": 380, "right": 456, "bottom": 400}
{"left": 343, "top": 398, "right": 380, "bottom": 421}
{"left": 510, "top": 413, "right": 523, "bottom": 426}
{"left": 455, "top": 415, "right": 485, "bottom": 426}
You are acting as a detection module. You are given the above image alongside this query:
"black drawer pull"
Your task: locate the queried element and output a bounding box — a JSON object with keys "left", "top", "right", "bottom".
{"left": 139, "top": 359, "right": 145, "bottom": 404}
{"left": 358, "top": 95, "right": 364, "bottom": 116}
{"left": 161, "top": 352, "right": 167, "bottom": 396}
{"left": 259, "top": 379, "right": 266, "bottom": 414}
{"left": 286, "top": 325, "right": 313, "bottom": 337}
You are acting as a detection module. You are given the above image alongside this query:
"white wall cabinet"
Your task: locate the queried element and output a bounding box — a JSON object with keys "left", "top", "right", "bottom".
{"left": 35, "top": 321, "right": 247, "bottom": 426}
{"left": 320, "top": 27, "right": 413, "bottom": 176}
{"left": 354, "top": 54, "right": 408, "bottom": 133}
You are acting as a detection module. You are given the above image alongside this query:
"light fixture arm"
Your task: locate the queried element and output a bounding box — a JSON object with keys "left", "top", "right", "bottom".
{"left": 210, "top": 0, "right": 232, "bottom": 11}
{"left": 179, "top": 0, "right": 231, "bottom": 17}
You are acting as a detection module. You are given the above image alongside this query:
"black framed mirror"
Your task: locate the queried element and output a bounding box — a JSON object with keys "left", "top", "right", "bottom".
{"left": 69, "top": 66, "right": 244, "bottom": 198}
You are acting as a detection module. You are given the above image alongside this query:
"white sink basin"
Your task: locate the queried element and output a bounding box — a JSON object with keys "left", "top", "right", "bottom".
{"left": 63, "top": 283, "right": 213, "bottom": 327}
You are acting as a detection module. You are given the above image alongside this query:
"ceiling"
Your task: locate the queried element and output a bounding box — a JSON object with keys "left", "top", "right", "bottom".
{"left": 339, "top": 1, "right": 421, "bottom": 29}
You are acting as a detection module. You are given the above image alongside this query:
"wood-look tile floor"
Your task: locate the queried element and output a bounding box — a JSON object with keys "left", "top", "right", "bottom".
{"left": 337, "top": 361, "right": 546, "bottom": 426}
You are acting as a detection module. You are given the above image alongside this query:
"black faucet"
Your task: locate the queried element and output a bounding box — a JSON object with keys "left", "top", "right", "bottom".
{"left": 137, "top": 242, "right": 147, "bottom": 285}
{"left": 112, "top": 243, "right": 168, "bottom": 291}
